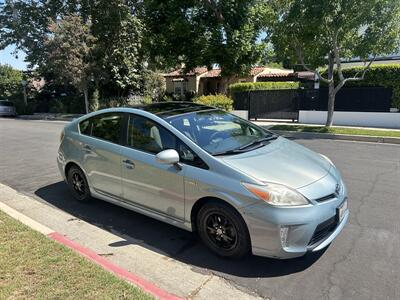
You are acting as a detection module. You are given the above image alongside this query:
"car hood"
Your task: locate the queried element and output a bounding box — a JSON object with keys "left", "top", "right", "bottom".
{"left": 221, "top": 137, "right": 331, "bottom": 189}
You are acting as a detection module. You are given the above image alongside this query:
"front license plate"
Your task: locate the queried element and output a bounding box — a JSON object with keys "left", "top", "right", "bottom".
{"left": 337, "top": 199, "right": 348, "bottom": 223}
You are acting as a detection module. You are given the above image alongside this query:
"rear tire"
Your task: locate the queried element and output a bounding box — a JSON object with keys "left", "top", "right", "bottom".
{"left": 67, "top": 165, "right": 91, "bottom": 202}
{"left": 196, "top": 201, "right": 250, "bottom": 259}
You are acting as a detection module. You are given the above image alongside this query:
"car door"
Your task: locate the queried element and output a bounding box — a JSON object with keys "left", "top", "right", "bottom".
{"left": 79, "top": 112, "right": 124, "bottom": 198}
{"left": 120, "top": 113, "right": 186, "bottom": 221}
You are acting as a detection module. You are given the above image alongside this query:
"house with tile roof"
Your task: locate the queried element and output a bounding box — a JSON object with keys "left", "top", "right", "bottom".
{"left": 164, "top": 66, "right": 293, "bottom": 96}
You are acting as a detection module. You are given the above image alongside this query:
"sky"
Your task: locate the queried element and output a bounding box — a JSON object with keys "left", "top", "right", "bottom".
{"left": 0, "top": 45, "right": 28, "bottom": 70}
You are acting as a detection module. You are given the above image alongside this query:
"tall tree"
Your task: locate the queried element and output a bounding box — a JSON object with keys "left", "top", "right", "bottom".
{"left": 0, "top": 64, "right": 23, "bottom": 99}
{"left": 91, "top": 0, "right": 145, "bottom": 95}
{"left": 270, "top": 0, "right": 400, "bottom": 126}
{"left": 142, "top": 0, "right": 271, "bottom": 80}
{"left": 1, "top": 0, "right": 145, "bottom": 99}
{"left": 45, "top": 15, "right": 96, "bottom": 113}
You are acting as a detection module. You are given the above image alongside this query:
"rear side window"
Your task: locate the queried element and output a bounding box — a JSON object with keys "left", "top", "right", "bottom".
{"left": 79, "top": 119, "right": 91, "bottom": 135}
{"left": 79, "top": 113, "right": 123, "bottom": 144}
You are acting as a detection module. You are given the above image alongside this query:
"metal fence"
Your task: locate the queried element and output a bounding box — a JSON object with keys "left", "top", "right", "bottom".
{"left": 304, "top": 87, "right": 393, "bottom": 112}
{"left": 233, "top": 89, "right": 301, "bottom": 120}
{"left": 233, "top": 86, "right": 394, "bottom": 120}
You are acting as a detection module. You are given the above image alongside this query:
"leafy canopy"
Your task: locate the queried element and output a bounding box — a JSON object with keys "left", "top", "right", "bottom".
{"left": 0, "top": 0, "right": 145, "bottom": 95}
{"left": 45, "top": 15, "right": 96, "bottom": 93}
{"left": 0, "top": 64, "right": 23, "bottom": 99}
{"left": 270, "top": 0, "right": 400, "bottom": 70}
{"left": 143, "top": 0, "right": 272, "bottom": 77}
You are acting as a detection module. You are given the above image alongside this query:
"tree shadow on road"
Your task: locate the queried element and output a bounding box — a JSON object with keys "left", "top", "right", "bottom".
{"left": 35, "top": 181, "right": 326, "bottom": 279}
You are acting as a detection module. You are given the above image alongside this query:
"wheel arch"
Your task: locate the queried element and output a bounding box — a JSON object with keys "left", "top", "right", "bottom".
{"left": 64, "top": 161, "right": 88, "bottom": 181}
{"left": 190, "top": 196, "right": 249, "bottom": 233}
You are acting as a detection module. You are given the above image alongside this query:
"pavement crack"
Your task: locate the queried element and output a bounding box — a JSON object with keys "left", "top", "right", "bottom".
{"left": 352, "top": 164, "right": 399, "bottom": 227}
{"left": 187, "top": 274, "right": 213, "bottom": 299}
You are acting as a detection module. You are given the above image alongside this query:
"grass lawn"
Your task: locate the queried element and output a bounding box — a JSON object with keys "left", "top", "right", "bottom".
{"left": 270, "top": 125, "right": 400, "bottom": 138}
{"left": 0, "top": 211, "right": 152, "bottom": 300}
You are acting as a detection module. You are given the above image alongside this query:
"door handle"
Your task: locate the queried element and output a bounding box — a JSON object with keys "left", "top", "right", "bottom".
{"left": 82, "top": 145, "right": 92, "bottom": 152}
{"left": 122, "top": 159, "right": 135, "bottom": 169}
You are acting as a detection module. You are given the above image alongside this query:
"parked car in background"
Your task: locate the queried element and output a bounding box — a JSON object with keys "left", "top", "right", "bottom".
{"left": 57, "top": 102, "right": 349, "bottom": 259}
{"left": 0, "top": 100, "right": 17, "bottom": 117}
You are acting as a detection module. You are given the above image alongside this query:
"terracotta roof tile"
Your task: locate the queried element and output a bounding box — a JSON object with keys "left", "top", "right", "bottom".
{"left": 165, "top": 67, "right": 208, "bottom": 77}
{"left": 257, "top": 72, "right": 294, "bottom": 78}
{"left": 202, "top": 69, "right": 222, "bottom": 78}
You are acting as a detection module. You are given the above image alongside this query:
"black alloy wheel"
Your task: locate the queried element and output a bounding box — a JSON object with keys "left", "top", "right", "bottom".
{"left": 197, "top": 201, "right": 250, "bottom": 259}
{"left": 67, "top": 165, "right": 91, "bottom": 202}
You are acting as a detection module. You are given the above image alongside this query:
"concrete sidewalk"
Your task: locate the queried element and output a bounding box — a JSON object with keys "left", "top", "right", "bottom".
{"left": 0, "top": 183, "right": 264, "bottom": 300}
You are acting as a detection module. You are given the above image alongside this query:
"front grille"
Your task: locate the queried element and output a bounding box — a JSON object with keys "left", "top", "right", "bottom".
{"left": 315, "top": 193, "right": 336, "bottom": 203}
{"left": 308, "top": 216, "right": 338, "bottom": 246}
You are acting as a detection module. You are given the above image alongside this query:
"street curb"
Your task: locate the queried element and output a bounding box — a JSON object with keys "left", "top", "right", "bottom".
{"left": 269, "top": 130, "right": 400, "bottom": 145}
{"left": 0, "top": 201, "right": 182, "bottom": 300}
{"left": 0, "top": 202, "right": 54, "bottom": 235}
{"left": 17, "top": 116, "right": 74, "bottom": 122}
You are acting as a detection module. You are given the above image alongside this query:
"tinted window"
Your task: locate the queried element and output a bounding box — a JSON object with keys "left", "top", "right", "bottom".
{"left": 127, "top": 114, "right": 208, "bottom": 169}
{"left": 79, "top": 113, "right": 123, "bottom": 144}
{"left": 79, "top": 119, "right": 91, "bottom": 135}
{"left": 127, "top": 114, "right": 176, "bottom": 154}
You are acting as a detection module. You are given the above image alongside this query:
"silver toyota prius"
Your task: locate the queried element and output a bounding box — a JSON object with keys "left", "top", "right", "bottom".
{"left": 57, "top": 102, "right": 349, "bottom": 259}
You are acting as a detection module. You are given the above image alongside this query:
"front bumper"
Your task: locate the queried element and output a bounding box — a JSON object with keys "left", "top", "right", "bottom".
{"left": 241, "top": 178, "right": 349, "bottom": 259}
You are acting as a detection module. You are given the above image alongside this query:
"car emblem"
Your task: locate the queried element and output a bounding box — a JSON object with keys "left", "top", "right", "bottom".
{"left": 335, "top": 183, "right": 341, "bottom": 194}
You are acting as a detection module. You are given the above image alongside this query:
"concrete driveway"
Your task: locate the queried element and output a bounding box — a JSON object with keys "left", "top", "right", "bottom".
{"left": 1, "top": 118, "right": 399, "bottom": 299}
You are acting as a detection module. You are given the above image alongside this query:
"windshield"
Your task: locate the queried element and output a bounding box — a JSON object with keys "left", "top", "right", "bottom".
{"left": 167, "top": 109, "right": 276, "bottom": 155}
{"left": 0, "top": 100, "right": 14, "bottom": 107}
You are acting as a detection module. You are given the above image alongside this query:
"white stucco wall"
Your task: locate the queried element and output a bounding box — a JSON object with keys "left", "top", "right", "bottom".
{"left": 299, "top": 110, "right": 400, "bottom": 128}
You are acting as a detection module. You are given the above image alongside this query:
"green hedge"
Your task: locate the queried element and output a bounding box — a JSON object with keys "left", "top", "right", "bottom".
{"left": 229, "top": 81, "right": 300, "bottom": 93}
{"left": 325, "top": 64, "right": 400, "bottom": 109}
{"left": 194, "top": 94, "right": 233, "bottom": 111}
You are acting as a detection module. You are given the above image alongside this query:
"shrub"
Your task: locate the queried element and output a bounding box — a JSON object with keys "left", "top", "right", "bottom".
{"left": 229, "top": 81, "right": 300, "bottom": 93}
{"left": 143, "top": 71, "right": 166, "bottom": 102}
{"left": 194, "top": 94, "right": 233, "bottom": 111}
{"left": 49, "top": 99, "right": 66, "bottom": 113}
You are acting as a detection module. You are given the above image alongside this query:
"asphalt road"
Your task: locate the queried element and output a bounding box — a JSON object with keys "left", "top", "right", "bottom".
{"left": 1, "top": 118, "right": 399, "bottom": 300}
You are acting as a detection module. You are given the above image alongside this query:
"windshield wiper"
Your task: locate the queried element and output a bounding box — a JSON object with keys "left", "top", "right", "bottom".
{"left": 212, "top": 135, "right": 278, "bottom": 156}
{"left": 212, "top": 149, "right": 246, "bottom": 156}
{"left": 238, "top": 135, "right": 278, "bottom": 151}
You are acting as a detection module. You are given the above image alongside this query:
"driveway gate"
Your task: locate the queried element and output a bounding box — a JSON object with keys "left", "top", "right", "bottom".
{"left": 233, "top": 89, "right": 308, "bottom": 120}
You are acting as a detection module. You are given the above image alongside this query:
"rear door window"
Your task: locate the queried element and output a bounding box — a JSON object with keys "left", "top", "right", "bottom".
{"left": 79, "top": 113, "right": 124, "bottom": 144}
{"left": 127, "top": 113, "right": 208, "bottom": 169}
{"left": 127, "top": 114, "right": 176, "bottom": 154}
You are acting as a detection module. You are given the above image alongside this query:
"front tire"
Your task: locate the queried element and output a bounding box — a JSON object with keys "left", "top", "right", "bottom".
{"left": 197, "top": 201, "right": 251, "bottom": 259}
{"left": 67, "top": 165, "right": 91, "bottom": 202}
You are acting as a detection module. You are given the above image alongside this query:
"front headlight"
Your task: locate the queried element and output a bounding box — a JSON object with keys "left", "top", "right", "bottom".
{"left": 242, "top": 182, "right": 309, "bottom": 206}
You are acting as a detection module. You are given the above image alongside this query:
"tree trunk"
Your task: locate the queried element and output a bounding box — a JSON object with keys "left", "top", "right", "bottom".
{"left": 83, "top": 88, "right": 89, "bottom": 114}
{"left": 325, "top": 52, "right": 335, "bottom": 127}
{"left": 326, "top": 84, "right": 335, "bottom": 127}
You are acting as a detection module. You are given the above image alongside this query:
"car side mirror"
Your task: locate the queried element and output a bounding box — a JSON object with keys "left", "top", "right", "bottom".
{"left": 156, "top": 149, "right": 180, "bottom": 165}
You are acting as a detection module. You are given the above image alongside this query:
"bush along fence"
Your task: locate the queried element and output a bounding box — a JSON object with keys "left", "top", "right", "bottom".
{"left": 229, "top": 81, "right": 300, "bottom": 93}
{"left": 194, "top": 94, "right": 233, "bottom": 111}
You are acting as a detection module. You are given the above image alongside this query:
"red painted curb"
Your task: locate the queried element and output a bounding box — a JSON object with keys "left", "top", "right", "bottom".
{"left": 48, "top": 232, "right": 183, "bottom": 300}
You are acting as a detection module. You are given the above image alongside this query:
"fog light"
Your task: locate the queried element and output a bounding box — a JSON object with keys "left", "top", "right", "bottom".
{"left": 280, "top": 226, "right": 290, "bottom": 248}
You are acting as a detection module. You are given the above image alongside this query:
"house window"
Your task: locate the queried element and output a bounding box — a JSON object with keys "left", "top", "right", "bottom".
{"left": 173, "top": 80, "right": 186, "bottom": 96}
